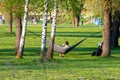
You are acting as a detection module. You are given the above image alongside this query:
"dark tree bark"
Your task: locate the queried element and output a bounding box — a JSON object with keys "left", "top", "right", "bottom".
{"left": 72, "top": 15, "right": 80, "bottom": 27}
{"left": 110, "top": 10, "right": 120, "bottom": 47}
{"left": 15, "top": 16, "right": 22, "bottom": 55}
{"left": 77, "top": 15, "right": 80, "bottom": 26}
{"left": 47, "top": 39, "right": 54, "bottom": 59}
{"left": 8, "top": 12, "right": 13, "bottom": 33}
{"left": 72, "top": 17, "right": 77, "bottom": 27}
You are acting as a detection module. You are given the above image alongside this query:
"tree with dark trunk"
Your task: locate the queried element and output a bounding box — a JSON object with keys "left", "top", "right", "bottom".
{"left": 70, "top": 0, "right": 84, "bottom": 27}
{"left": 15, "top": 16, "right": 22, "bottom": 55}
{"left": 101, "top": 0, "right": 112, "bottom": 57}
{"left": 72, "top": 14, "right": 80, "bottom": 27}
{"left": 0, "top": 0, "right": 14, "bottom": 33}
{"left": 61, "top": 0, "right": 84, "bottom": 27}
{"left": 8, "top": 12, "right": 13, "bottom": 33}
{"left": 110, "top": 0, "right": 120, "bottom": 47}
{"left": 110, "top": 10, "right": 120, "bottom": 47}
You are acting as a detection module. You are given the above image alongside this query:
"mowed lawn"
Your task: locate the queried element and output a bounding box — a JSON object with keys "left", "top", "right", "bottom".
{"left": 0, "top": 24, "right": 120, "bottom": 80}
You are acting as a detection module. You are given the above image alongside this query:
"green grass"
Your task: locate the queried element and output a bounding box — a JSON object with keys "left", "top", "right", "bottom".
{"left": 0, "top": 24, "right": 120, "bottom": 80}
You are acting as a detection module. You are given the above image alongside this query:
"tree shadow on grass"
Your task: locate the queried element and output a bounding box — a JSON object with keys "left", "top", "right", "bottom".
{"left": 0, "top": 46, "right": 120, "bottom": 71}
{"left": 64, "top": 47, "right": 96, "bottom": 55}
{"left": 0, "top": 47, "right": 40, "bottom": 56}
{"left": 0, "top": 48, "right": 14, "bottom": 56}
{"left": 111, "top": 46, "right": 120, "bottom": 54}
{"left": 0, "top": 46, "right": 95, "bottom": 56}
{"left": 0, "top": 32, "right": 15, "bottom": 37}
{"left": 26, "top": 31, "right": 102, "bottom": 38}
{"left": 73, "top": 47, "right": 96, "bottom": 52}
{"left": 55, "top": 32, "right": 102, "bottom": 38}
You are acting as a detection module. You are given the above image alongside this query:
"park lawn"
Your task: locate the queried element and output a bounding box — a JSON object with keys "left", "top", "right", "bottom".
{"left": 0, "top": 24, "right": 120, "bottom": 80}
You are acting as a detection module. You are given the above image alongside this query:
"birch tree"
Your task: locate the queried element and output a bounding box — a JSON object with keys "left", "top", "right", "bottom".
{"left": 41, "top": 0, "right": 48, "bottom": 59}
{"left": 16, "top": 0, "right": 29, "bottom": 58}
{"left": 47, "top": 0, "right": 58, "bottom": 59}
{"left": 13, "top": 0, "right": 24, "bottom": 55}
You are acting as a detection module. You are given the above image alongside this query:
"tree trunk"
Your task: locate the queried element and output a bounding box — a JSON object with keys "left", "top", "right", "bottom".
{"left": 110, "top": 10, "right": 119, "bottom": 47}
{"left": 8, "top": 12, "right": 13, "bottom": 33}
{"left": 15, "top": 16, "right": 22, "bottom": 55}
{"left": 101, "top": 11, "right": 110, "bottom": 57}
{"left": 47, "top": 0, "right": 58, "bottom": 59}
{"left": 41, "top": 1, "right": 48, "bottom": 59}
{"left": 72, "top": 15, "right": 80, "bottom": 27}
{"left": 16, "top": 0, "right": 29, "bottom": 58}
{"left": 101, "top": 0, "right": 111, "bottom": 57}
{"left": 77, "top": 15, "right": 80, "bottom": 26}
{"left": 72, "top": 17, "right": 77, "bottom": 27}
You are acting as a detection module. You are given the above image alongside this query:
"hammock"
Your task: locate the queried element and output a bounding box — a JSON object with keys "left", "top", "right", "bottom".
{"left": 26, "top": 29, "right": 101, "bottom": 54}
{"left": 53, "top": 38, "right": 87, "bottom": 54}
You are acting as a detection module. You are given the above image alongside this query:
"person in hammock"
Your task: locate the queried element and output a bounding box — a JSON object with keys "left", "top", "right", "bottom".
{"left": 53, "top": 38, "right": 86, "bottom": 56}
{"left": 59, "top": 41, "right": 69, "bottom": 57}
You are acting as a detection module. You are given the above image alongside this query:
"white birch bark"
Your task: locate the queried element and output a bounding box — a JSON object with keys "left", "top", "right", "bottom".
{"left": 51, "top": 1, "right": 58, "bottom": 38}
{"left": 16, "top": 0, "right": 29, "bottom": 58}
{"left": 47, "top": 0, "right": 58, "bottom": 59}
{"left": 41, "top": 0, "right": 48, "bottom": 59}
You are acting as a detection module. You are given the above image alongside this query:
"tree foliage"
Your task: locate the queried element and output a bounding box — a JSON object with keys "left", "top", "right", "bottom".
{"left": 0, "top": 0, "right": 14, "bottom": 12}
{"left": 60, "top": 0, "right": 84, "bottom": 26}
{"left": 61, "top": 0, "right": 84, "bottom": 16}
{"left": 85, "top": 0, "right": 102, "bottom": 17}
{"left": 0, "top": 0, "right": 24, "bottom": 16}
{"left": 29, "top": 0, "right": 54, "bottom": 15}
